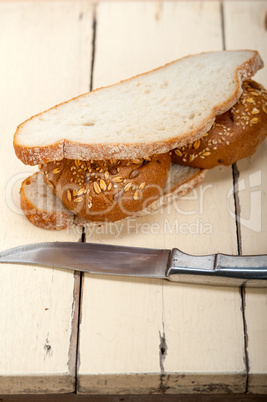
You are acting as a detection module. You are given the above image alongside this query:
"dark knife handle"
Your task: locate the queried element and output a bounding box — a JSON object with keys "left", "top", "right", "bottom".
{"left": 167, "top": 248, "right": 267, "bottom": 287}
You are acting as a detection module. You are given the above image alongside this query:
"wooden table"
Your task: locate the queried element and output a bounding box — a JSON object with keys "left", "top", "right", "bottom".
{"left": 0, "top": 1, "right": 266, "bottom": 401}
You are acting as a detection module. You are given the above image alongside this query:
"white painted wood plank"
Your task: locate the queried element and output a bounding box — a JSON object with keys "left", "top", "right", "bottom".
{"left": 93, "top": 0, "right": 224, "bottom": 87}
{"left": 78, "top": 1, "right": 245, "bottom": 394}
{"left": 224, "top": 0, "right": 267, "bottom": 394}
{"left": 0, "top": 1, "right": 93, "bottom": 393}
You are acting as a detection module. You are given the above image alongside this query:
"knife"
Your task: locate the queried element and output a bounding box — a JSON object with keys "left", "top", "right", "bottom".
{"left": 0, "top": 242, "right": 266, "bottom": 287}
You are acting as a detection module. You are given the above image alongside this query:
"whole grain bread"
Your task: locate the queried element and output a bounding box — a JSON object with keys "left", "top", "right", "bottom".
{"left": 20, "top": 172, "right": 74, "bottom": 230}
{"left": 172, "top": 80, "right": 267, "bottom": 169}
{"left": 20, "top": 165, "right": 206, "bottom": 230}
{"left": 39, "top": 153, "right": 172, "bottom": 222}
{"left": 14, "top": 50, "right": 263, "bottom": 165}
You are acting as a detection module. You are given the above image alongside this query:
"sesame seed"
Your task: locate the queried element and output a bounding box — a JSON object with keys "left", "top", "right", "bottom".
{"left": 174, "top": 149, "right": 182, "bottom": 157}
{"left": 74, "top": 197, "right": 83, "bottom": 203}
{"left": 133, "top": 190, "right": 139, "bottom": 200}
{"left": 139, "top": 182, "right": 146, "bottom": 190}
{"left": 104, "top": 171, "right": 109, "bottom": 180}
{"left": 75, "top": 188, "right": 85, "bottom": 197}
{"left": 124, "top": 183, "right": 132, "bottom": 192}
{"left": 52, "top": 168, "right": 61, "bottom": 174}
{"left": 189, "top": 155, "right": 195, "bottom": 162}
{"left": 131, "top": 159, "right": 142, "bottom": 164}
{"left": 93, "top": 182, "right": 101, "bottom": 194}
{"left": 193, "top": 139, "right": 200, "bottom": 150}
{"left": 67, "top": 190, "right": 72, "bottom": 201}
{"left": 250, "top": 117, "right": 259, "bottom": 124}
{"left": 113, "top": 176, "right": 123, "bottom": 183}
{"left": 100, "top": 179, "right": 107, "bottom": 191}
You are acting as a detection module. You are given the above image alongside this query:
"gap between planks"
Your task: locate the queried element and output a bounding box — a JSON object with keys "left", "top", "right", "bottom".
{"left": 222, "top": 1, "right": 248, "bottom": 392}
{"left": 73, "top": 3, "right": 98, "bottom": 392}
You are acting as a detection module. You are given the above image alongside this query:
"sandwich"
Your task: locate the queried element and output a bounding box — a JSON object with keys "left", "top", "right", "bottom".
{"left": 13, "top": 50, "right": 267, "bottom": 230}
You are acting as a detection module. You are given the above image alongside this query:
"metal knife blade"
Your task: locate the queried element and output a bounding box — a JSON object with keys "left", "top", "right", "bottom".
{"left": 0, "top": 242, "right": 170, "bottom": 278}
{"left": 0, "top": 242, "right": 266, "bottom": 287}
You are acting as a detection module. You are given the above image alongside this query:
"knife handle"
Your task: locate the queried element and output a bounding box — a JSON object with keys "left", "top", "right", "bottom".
{"left": 167, "top": 248, "right": 267, "bottom": 287}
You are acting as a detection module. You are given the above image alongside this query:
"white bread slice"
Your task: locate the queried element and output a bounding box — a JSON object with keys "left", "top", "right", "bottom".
{"left": 20, "top": 172, "right": 74, "bottom": 230}
{"left": 14, "top": 50, "right": 263, "bottom": 165}
{"left": 20, "top": 166, "right": 206, "bottom": 230}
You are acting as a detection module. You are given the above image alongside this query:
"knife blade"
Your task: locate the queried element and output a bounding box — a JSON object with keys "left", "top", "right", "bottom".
{"left": 0, "top": 242, "right": 266, "bottom": 287}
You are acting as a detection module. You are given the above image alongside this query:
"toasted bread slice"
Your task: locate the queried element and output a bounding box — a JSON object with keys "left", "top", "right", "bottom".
{"left": 20, "top": 166, "right": 206, "bottom": 230}
{"left": 14, "top": 50, "right": 263, "bottom": 165}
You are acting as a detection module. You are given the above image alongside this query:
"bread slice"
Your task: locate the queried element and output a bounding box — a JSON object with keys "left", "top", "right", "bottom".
{"left": 14, "top": 50, "right": 263, "bottom": 165}
{"left": 20, "top": 172, "right": 74, "bottom": 230}
{"left": 20, "top": 166, "right": 206, "bottom": 230}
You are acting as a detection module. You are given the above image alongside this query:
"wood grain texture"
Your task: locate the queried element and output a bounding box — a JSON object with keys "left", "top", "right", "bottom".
{"left": 78, "top": 1, "right": 245, "bottom": 394}
{"left": 0, "top": 1, "right": 93, "bottom": 393}
{"left": 1, "top": 393, "right": 267, "bottom": 402}
{"left": 224, "top": 1, "right": 267, "bottom": 394}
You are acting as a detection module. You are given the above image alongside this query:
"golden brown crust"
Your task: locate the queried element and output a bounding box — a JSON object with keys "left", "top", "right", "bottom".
{"left": 20, "top": 173, "right": 74, "bottom": 230}
{"left": 172, "top": 80, "right": 267, "bottom": 169}
{"left": 20, "top": 166, "right": 206, "bottom": 230}
{"left": 13, "top": 50, "right": 263, "bottom": 165}
{"left": 39, "top": 153, "right": 171, "bottom": 222}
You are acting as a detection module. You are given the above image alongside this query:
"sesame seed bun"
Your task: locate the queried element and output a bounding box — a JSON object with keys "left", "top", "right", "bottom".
{"left": 38, "top": 154, "right": 172, "bottom": 222}
{"left": 20, "top": 165, "right": 206, "bottom": 230}
{"left": 172, "top": 80, "right": 267, "bottom": 169}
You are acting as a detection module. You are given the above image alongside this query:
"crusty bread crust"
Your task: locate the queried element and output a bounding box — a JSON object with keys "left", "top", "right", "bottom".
{"left": 20, "top": 173, "right": 74, "bottom": 230}
{"left": 20, "top": 165, "right": 206, "bottom": 230}
{"left": 172, "top": 80, "right": 267, "bottom": 169}
{"left": 14, "top": 50, "right": 263, "bottom": 165}
{"left": 124, "top": 164, "right": 207, "bottom": 219}
{"left": 39, "top": 154, "right": 172, "bottom": 222}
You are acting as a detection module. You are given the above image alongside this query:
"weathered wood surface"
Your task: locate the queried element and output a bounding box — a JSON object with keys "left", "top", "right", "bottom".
{"left": 0, "top": 0, "right": 266, "bottom": 397}
{"left": 224, "top": 1, "right": 267, "bottom": 394}
{"left": 0, "top": 1, "right": 93, "bottom": 394}
{"left": 78, "top": 0, "right": 252, "bottom": 395}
